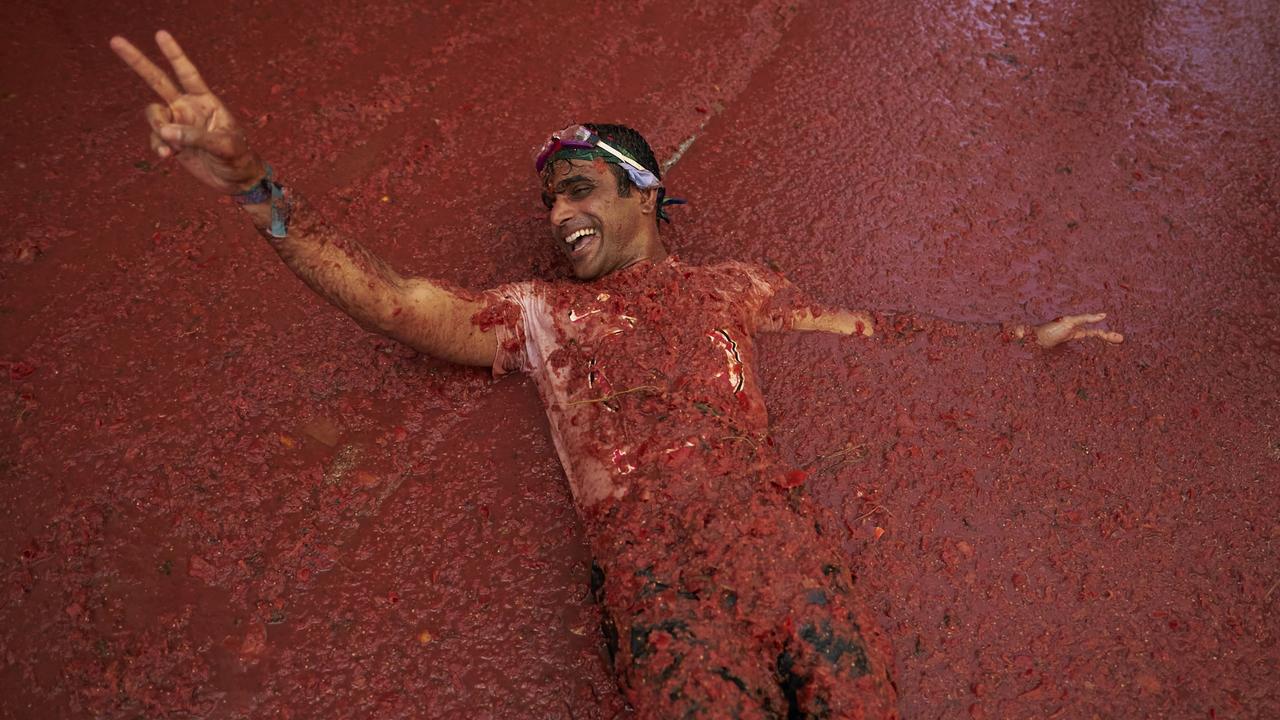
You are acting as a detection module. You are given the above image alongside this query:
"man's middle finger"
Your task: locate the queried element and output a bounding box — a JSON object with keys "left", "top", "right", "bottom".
{"left": 110, "top": 36, "right": 181, "bottom": 103}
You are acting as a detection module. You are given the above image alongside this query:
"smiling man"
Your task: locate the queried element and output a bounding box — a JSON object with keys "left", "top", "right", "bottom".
{"left": 111, "top": 31, "right": 1121, "bottom": 720}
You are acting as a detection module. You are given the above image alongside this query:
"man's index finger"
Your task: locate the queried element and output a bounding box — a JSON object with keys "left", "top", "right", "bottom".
{"left": 155, "top": 30, "right": 211, "bottom": 95}
{"left": 110, "top": 35, "right": 181, "bottom": 103}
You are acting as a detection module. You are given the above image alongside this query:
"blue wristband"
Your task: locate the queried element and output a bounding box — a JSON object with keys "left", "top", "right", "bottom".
{"left": 233, "top": 163, "right": 275, "bottom": 204}
{"left": 234, "top": 163, "right": 291, "bottom": 239}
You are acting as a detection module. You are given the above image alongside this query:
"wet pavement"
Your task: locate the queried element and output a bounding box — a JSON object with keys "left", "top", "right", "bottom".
{"left": 2, "top": 0, "right": 1277, "bottom": 717}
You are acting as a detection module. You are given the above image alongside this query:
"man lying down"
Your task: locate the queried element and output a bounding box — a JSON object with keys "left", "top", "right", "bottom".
{"left": 111, "top": 31, "right": 1122, "bottom": 719}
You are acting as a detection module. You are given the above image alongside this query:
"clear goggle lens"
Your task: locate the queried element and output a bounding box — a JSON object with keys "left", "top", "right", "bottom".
{"left": 534, "top": 125, "right": 595, "bottom": 173}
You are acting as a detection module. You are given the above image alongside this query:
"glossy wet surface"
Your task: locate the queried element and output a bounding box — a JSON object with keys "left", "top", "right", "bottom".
{"left": 2, "top": 1, "right": 1277, "bottom": 717}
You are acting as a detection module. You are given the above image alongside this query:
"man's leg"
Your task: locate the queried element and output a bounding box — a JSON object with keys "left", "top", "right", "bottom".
{"left": 586, "top": 479, "right": 895, "bottom": 718}
{"left": 774, "top": 564, "right": 898, "bottom": 719}
{"left": 594, "top": 559, "right": 787, "bottom": 720}
{"left": 719, "top": 489, "right": 897, "bottom": 720}
{"left": 773, "top": 579, "right": 896, "bottom": 712}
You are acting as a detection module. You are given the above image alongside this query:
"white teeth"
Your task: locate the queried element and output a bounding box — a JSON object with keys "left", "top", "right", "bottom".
{"left": 565, "top": 228, "right": 596, "bottom": 244}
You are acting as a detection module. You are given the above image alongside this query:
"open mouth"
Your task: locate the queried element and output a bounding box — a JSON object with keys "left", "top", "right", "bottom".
{"left": 564, "top": 227, "right": 599, "bottom": 259}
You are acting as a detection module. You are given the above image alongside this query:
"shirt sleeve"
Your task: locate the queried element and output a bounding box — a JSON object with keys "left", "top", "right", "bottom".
{"left": 475, "top": 281, "right": 537, "bottom": 376}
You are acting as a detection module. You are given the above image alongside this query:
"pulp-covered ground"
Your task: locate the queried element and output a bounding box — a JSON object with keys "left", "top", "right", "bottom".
{"left": 2, "top": 1, "right": 1277, "bottom": 718}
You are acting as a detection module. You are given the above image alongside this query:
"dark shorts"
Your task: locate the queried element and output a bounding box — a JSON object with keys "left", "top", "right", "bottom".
{"left": 588, "top": 486, "right": 898, "bottom": 719}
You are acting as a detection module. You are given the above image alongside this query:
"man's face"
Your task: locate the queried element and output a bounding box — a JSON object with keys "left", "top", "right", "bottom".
{"left": 541, "top": 158, "right": 653, "bottom": 280}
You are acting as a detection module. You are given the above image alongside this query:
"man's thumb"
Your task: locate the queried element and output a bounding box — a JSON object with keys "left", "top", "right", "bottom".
{"left": 159, "top": 123, "right": 201, "bottom": 146}
{"left": 159, "top": 123, "right": 238, "bottom": 158}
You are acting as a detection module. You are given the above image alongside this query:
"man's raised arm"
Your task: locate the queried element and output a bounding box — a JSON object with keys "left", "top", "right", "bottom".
{"left": 109, "top": 31, "right": 496, "bottom": 367}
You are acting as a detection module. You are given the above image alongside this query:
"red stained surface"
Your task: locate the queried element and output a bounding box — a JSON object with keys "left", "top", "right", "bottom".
{"left": 2, "top": 1, "right": 1278, "bottom": 718}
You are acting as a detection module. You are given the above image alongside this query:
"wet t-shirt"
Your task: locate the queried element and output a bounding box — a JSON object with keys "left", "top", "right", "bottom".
{"left": 478, "top": 257, "right": 804, "bottom": 514}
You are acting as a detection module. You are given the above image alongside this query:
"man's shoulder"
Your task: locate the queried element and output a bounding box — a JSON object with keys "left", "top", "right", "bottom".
{"left": 485, "top": 275, "right": 598, "bottom": 321}
{"left": 493, "top": 258, "right": 786, "bottom": 301}
{"left": 693, "top": 258, "right": 790, "bottom": 291}
{"left": 676, "top": 257, "right": 777, "bottom": 280}
{"left": 487, "top": 275, "right": 557, "bottom": 300}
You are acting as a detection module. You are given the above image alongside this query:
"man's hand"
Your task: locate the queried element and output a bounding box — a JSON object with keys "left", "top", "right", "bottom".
{"left": 110, "top": 31, "right": 264, "bottom": 194}
{"left": 110, "top": 31, "right": 497, "bottom": 367}
{"left": 1027, "top": 313, "right": 1124, "bottom": 349}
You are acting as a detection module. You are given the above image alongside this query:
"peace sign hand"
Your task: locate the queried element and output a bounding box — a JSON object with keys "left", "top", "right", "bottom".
{"left": 110, "top": 31, "right": 264, "bottom": 195}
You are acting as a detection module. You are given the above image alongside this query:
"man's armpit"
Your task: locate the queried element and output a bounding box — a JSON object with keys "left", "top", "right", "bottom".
{"left": 473, "top": 284, "right": 536, "bottom": 375}
{"left": 729, "top": 261, "right": 808, "bottom": 333}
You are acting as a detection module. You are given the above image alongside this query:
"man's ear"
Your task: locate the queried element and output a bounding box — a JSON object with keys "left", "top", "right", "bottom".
{"left": 637, "top": 187, "right": 659, "bottom": 215}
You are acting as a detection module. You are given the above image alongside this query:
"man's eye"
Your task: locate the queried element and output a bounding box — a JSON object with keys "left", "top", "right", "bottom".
{"left": 571, "top": 185, "right": 592, "bottom": 197}
{"left": 541, "top": 195, "right": 554, "bottom": 210}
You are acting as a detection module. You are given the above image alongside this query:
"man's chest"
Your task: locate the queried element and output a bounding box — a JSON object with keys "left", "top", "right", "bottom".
{"left": 544, "top": 287, "right": 761, "bottom": 409}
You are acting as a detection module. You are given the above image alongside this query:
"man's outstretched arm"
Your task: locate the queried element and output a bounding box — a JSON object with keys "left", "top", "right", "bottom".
{"left": 785, "top": 305, "right": 1123, "bottom": 349}
{"left": 240, "top": 194, "right": 496, "bottom": 366}
{"left": 110, "top": 31, "right": 495, "bottom": 367}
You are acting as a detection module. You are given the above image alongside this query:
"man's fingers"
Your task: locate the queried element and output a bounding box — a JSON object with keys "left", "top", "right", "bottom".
{"left": 159, "top": 123, "right": 205, "bottom": 148}
{"left": 1061, "top": 312, "right": 1106, "bottom": 327}
{"left": 159, "top": 123, "right": 239, "bottom": 158}
{"left": 109, "top": 35, "right": 181, "bottom": 103}
{"left": 144, "top": 103, "right": 172, "bottom": 132}
{"left": 1072, "top": 328, "right": 1124, "bottom": 344}
{"left": 155, "top": 30, "right": 211, "bottom": 95}
{"left": 147, "top": 105, "right": 179, "bottom": 157}
{"left": 149, "top": 132, "right": 174, "bottom": 159}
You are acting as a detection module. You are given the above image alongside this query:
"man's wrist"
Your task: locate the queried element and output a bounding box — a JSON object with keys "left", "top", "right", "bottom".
{"left": 1001, "top": 322, "right": 1035, "bottom": 345}
{"left": 233, "top": 162, "right": 277, "bottom": 204}
{"left": 234, "top": 163, "right": 292, "bottom": 239}
{"left": 241, "top": 201, "right": 272, "bottom": 225}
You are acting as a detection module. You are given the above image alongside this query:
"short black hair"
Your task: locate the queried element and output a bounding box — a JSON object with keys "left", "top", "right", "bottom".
{"left": 582, "top": 123, "right": 661, "bottom": 198}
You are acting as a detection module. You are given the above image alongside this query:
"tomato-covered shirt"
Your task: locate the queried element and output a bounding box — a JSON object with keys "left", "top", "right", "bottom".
{"left": 476, "top": 257, "right": 804, "bottom": 516}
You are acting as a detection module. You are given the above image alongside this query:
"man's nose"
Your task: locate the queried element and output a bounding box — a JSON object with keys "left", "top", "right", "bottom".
{"left": 549, "top": 196, "right": 575, "bottom": 227}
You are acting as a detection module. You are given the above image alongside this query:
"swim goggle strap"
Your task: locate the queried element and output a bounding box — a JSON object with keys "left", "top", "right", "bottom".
{"left": 534, "top": 124, "right": 685, "bottom": 221}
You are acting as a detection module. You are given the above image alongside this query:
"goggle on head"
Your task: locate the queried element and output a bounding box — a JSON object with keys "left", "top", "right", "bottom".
{"left": 534, "top": 124, "right": 663, "bottom": 190}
